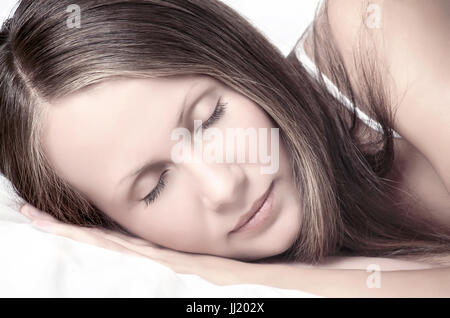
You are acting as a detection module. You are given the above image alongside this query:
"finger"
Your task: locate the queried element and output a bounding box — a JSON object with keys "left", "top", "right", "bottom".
{"left": 20, "top": 204, "right": 162, "bottom": 249}
{"left": 67, "top": 224, "right": 178, "bottom": 264}
{"left": 31, "top": 219, "right": 150, "bottom": 259}
{"left": 32, "top": 219, "right": 168, "bottom": 260}
{"left": 20, "top": 204, "right": 60, "bottom": 223}
{"left": 85, "top": 228, "right": 167, "bottom": 256}
{"left": 82, "top": 226, "right": 165, "bottom": 249}
{"left": 21, "top": 204, "right": 167, "bottom": 260}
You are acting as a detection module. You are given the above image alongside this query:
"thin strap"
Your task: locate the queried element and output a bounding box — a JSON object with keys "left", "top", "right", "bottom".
{"left": 294, "top": 24, "right": 403, "bottom": 139}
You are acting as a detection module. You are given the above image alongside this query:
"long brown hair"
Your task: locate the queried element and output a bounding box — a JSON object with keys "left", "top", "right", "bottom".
{"left": 1, "top": 0, "right": 449, "bottom": 266}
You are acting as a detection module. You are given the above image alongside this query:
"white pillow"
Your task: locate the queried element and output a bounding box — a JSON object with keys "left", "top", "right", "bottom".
{"left": 0, "top": 0, "right": 321, "bottom": 297}
{"left": 0, "top": 173, "right": 320, "bottom": 297}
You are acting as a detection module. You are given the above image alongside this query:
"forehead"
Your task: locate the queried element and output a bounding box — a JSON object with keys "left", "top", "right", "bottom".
{"left": 41, "top": 75, "right": 205, "bottom": 207}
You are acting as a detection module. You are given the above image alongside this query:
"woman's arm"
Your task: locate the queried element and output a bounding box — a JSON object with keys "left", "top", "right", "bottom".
{"left": 241, "top": 262, "right": 450, "bottom": 297}
{"left": 311, "top": 256, "right": 445, "bottom": 271}
{"left": 20, "top": 203, "right": 450, "bottom": 297}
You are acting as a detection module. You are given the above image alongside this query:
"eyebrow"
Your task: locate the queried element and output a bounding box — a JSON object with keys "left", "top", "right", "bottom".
{"left": 116, "top": 80, "right": 214, "bottom": 191}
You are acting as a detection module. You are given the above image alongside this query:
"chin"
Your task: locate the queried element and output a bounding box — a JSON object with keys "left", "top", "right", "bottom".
{"left": 229, "top": 239, "right": 296, "bottom": 262}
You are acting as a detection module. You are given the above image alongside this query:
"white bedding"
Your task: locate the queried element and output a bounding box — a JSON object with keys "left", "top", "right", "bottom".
{"left": 0, "top": 175, "right": 320, "bottom": 297}
{"left": 0, "top": 0, "right": 322, "bottom": 297}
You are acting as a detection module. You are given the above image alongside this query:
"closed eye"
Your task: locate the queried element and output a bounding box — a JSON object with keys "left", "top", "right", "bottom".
{"left": 197, "top": 97, "right": 228, "bottom": 131}
{"left": 142, "top": 98, "right": 228, "bottom": 206}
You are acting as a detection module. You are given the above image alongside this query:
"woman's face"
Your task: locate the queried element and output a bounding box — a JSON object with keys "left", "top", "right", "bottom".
{"left": 42, "top": 74, "right": 302, "bottom": 260}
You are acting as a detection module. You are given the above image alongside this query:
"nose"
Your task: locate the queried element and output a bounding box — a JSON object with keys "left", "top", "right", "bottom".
{"left": 185, "top": 159, "right": 247, "bottom": 212}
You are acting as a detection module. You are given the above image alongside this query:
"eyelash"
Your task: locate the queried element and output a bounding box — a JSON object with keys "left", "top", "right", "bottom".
{"left": 199, "top": 98, "right": 228, "bottom": 130}
{"left": 143, "top": 98, "right": 228, "bottom": 207}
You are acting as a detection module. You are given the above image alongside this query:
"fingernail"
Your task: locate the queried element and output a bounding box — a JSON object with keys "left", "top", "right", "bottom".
{"left": 19, "top": 204, "right": 28, "bottom": 214}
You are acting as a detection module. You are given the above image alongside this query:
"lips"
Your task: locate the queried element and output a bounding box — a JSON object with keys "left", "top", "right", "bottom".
{"left": 230, "top": 182, "right": 273, "bottom": 233}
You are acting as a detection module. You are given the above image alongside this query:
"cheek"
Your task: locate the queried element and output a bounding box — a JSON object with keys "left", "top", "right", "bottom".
{"left": 233, "top": 100, "right": 271, "bottom": 128}
{"left": 225, "top": 98, "right": 277, "bottom": 143}
{"left": 131, "top": 194, "right": 208, "bottom": 251}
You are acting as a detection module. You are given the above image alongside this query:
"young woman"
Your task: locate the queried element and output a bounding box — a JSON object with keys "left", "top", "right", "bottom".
{"left": 0, "top": 0, "right": 449, "bottom": 296}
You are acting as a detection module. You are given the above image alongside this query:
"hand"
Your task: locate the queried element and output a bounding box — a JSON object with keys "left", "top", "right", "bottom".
{"left": 18, "top": 203, "right": 254, "bottom": 286}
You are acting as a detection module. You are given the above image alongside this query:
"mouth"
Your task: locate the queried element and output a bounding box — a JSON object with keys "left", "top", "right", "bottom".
{"left": 230, "top": 181, "right": 274, "bottom": 233}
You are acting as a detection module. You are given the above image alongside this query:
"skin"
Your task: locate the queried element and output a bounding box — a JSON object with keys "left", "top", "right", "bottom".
{"left": 37, "top": 0, "right": 449, "bottom": 273}
{"left": 294, "top": 0, "right": 450, "bottom": 271}
{"left": 5, "top": 0, "right": 448, "bottom": 299}
{"left": 15, "top": 0, "right": 450, "bottom": 297}
{"left": 41, "top": 74, "right": 303, "bottom": 261}
{"left": 313, "top": 0, "right": 450, "bottom": 229}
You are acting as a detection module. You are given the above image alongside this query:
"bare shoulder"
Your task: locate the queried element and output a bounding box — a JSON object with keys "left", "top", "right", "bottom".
{"left": 326, "top": 0, "right": 450, "bottom": 193}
